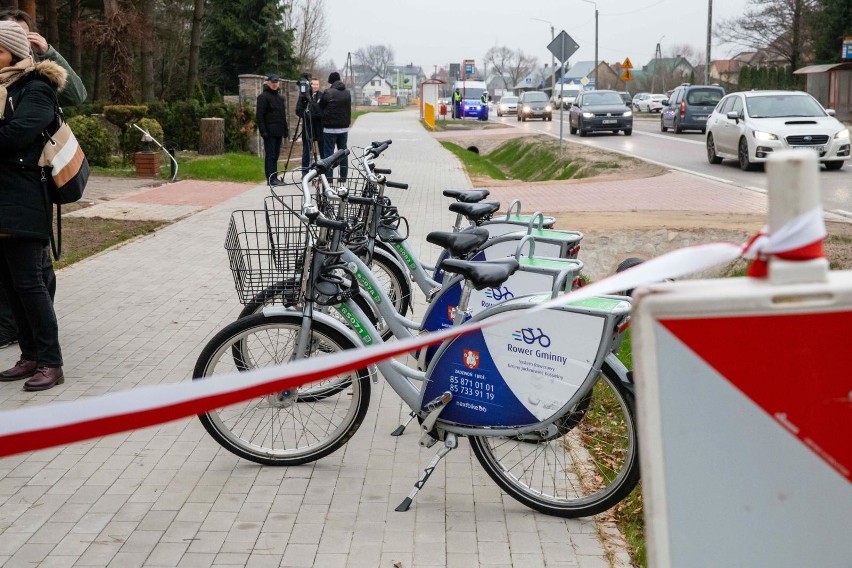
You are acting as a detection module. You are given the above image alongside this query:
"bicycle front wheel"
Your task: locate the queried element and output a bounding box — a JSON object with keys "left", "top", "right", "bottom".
{"left": 469, "top": 368, "right": 639, "bottom": 518}
{"left": 193, "top": 313, "right": 371, "bottom": 466}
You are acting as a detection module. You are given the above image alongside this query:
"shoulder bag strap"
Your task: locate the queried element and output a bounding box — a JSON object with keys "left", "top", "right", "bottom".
{"left": 39, "top": 169, "right": 61, "bottom": 259}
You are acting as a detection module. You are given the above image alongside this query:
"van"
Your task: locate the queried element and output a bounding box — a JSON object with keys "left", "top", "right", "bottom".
{"left": 661, "top": 84, "right": 725, "bottom": 134}
{"left": 451, "top": 80, "right": 488, "bottom": 118}
{"left": 552, "top": 85, "right": 581, "bottom": 109}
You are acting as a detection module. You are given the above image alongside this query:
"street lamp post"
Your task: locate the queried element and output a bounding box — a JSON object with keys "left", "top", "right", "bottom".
{"left": 705, "top": 0, "right": 713, "bottom": 84}
{"left": 580, "top": 0, "right": 598, "bottom": 88}
{"left": 532, "top": 18, "right": 556, "bottom": 101}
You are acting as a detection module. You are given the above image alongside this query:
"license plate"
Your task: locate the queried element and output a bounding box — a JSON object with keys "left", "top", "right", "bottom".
{"left": 792, "top": 146, "right": 823, "bottom": 152}
{"left": 696, "top": 116, "right": 707, "bottom": 121}
{"left": 602, "top": 119, "right": 617, "bottom": 124}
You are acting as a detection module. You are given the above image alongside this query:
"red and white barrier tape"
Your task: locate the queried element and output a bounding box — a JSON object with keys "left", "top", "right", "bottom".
{"left": 0, "top": 210, "right": 825, "bottom": 457}
{"left": 743, "top": 207, "right": 826, "bottom": 277}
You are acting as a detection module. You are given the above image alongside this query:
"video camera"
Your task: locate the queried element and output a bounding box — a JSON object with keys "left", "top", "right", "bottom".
{"left": 298, "top": 72, "right": 311, "bottom": 100}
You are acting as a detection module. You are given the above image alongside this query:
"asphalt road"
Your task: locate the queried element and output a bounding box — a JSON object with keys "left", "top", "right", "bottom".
{"left": 491, "top": 111, "right": 852, "bottom": 217}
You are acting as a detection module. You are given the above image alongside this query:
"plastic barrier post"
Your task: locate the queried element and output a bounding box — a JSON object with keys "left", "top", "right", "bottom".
{"left": 632, "top": 150, "right": 852, "bottom": 568}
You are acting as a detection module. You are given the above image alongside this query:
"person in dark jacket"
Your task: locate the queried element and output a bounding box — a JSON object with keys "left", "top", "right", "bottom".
{"left": 0, "top": 9, "right": 80, "bottom": 348}
{"left": 256, "top": 74, "right": 289, "bottom": 184}
{"left": 295, "top": 77, "right": 322, "bottom": 169}
{"left": 319, "top": 71, "right": 351, "bottom": 181}
{"left": 0, "top": 21, "right": 66, "bottom": 391}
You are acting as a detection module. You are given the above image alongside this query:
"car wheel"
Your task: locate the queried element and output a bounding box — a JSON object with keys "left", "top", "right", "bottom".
{"left": 738, "top": 137, "right": 755, "bottom": 171}
{"left": 660, "top": 117, "right": 667, "bottom": 132}
{"left": 547, "top": 115, "right": 552, "bottom": 121}
{"left": 497, "top": 111, "right": 502, "bottom": 117}
{"left": 706, "top": 134, "right": 723, "bottom": 164}
{"left": 517, "top": 114, "right": 521, "bottom": 122}
{"left": 825, "top": 160, "right": 845, "bottom": 171}
{"left": 674, "top": 119, "right": 683, "bottom": 134}
{"left": 521, "top": 115, "right": 526, "bottom": 122}
{"left": 623, "top": 128, "right": 632, "bottom": 136}
{"left": 569, "top": 122, "right": 577, "bottom": 135}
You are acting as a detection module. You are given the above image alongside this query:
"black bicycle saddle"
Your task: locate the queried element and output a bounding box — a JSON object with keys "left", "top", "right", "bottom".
{"left": 448, "top": 201, "right": 500, "bottom": 222}
{"left": 443, "top": 189, "right": 491, "bottom": 203}
{"left": 439, "top": 258, "right": 520, "bottom": 291}
{"left": 426, "top": 228, "right": 489, "bottom": 257}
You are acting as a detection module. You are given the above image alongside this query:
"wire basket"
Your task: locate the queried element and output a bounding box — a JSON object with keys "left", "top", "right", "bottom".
{"left": 225, "top": 201, "right": 308, "bottom": 305}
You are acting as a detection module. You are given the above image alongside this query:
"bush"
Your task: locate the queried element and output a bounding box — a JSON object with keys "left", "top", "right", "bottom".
{"left": 161, "top": 100, "right": 205, "bottom": 150}
{"left": 103, "top": 105, "right": 148, "bottom": 131}
{"left": 124, "top": 117, "right": 165, "bottom": 156}
{"left": 68, "top": 115, "right": 112, "bottom": 167}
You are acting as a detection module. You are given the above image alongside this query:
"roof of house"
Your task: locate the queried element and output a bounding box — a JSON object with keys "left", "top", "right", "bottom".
{"left": 514, "top": 67, "right": 549, "bottom": 90}
{"left": 644, "top": 57, "right": 694, "bottom": 74}
{"left": 712, "top": 59, "right": 741, "bottom": 74}
{"left": 561, "top": 61, "right": 596, "bottom": 81}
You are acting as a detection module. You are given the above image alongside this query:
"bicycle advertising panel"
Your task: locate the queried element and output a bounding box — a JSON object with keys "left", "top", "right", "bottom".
{"left": 632, "top": 274, "right": 852, "bottom": 567}
{"left": 422, "top": 296, "right": 629, "bottom": 428}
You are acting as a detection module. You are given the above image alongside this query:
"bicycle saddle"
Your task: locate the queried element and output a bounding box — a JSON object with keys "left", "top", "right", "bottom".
{"left": 443, "top": 189, "right": 491, "bottom": 203}
{"left": 439, "top": 258, "right": 519, "bottom": 291}
{"left": 448, "top": 201, "right": 500, "bottom": 221}
{"left": 426, "top": 228, "right": 489, "bottom": 257}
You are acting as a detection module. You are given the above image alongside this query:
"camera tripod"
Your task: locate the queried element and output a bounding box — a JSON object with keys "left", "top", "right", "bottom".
{"left": 285, "top": 97, "right": 321, "bottom": 170}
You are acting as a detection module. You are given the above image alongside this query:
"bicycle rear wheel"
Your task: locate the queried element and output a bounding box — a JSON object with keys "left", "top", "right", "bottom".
{"left": 469, "top": 366, "right": 639, "bottom": 518}
{"left": 193, "top": 313, "right": 371, "bottom": 466}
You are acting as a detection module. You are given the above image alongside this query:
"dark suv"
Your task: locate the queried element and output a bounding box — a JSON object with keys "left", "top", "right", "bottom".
{"left": 661, "top": 84, "right": 725, "bottom": 134}
{"left": 568, "top": 90, "right": 633, "bottom": 136}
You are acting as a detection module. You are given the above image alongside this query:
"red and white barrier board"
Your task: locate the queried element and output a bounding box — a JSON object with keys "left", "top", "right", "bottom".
{"left": 633, "top": 272, "right": 852, "bottom": 567}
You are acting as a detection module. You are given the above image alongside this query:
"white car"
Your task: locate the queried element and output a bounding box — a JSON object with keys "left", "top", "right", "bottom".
{"left": 706, "top": 90, "right": 850, "bottom": 171}
{"left": 637, "top": 94, "right": 666, "bottom": 113}
{"left": 497, "top": 96, "right": 518, "bottom": 116}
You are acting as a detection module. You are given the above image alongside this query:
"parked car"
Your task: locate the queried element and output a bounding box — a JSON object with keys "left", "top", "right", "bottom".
{"left": 497, "top": 96, "right": 519, "bottom": 116}
{"left": 637, "top": 94, "right": 667, "bottom": 113}
{"left": 617, "top": 92, "right": 632, "bottom": 106}
{"left": 705, "top": 90, "right": 851, "bottom": 171}
{"left": 517, "top": 91, "right": 552, "bottom": 121}
{"left": 661, "top": 84, "right": 725, "bottom": 133}
{"left": 568, "top": 90, "right": 633, "bottom": 136}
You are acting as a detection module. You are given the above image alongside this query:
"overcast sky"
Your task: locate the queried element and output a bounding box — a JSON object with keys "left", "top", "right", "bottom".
{"left": 324, "top": 0, "right": 750, "bottom": 75}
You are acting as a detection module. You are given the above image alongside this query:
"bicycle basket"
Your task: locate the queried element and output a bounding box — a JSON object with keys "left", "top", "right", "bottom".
{"left": 225, "top": 207, "right": 307, "bottom": 305}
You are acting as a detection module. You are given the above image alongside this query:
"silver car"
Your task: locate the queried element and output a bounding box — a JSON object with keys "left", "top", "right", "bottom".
{"left": 497, "top": 96, "right": 518, "bottom": 116}
{"left": 706, "top": 90, "right": 851, "bottom": 171}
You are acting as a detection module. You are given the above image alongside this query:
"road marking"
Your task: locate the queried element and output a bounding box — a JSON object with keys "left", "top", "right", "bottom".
{"left": 829, "top": 209, "right": 852, "bottom": 220}
{"left": 635, "top": 130, "right": 705, "bottom": 146}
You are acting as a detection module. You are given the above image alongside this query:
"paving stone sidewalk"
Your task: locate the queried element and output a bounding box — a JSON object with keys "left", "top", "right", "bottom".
{"left": 0, "top": 111, "right": 628, "bottom": 567}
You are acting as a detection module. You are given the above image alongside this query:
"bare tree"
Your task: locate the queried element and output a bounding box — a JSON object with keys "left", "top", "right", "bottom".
{"left": 715, "top": 0, "right": 815, "bottom": 70}
{"left": 354, "top": 44, "right": 394, "bottom": 78}
{"left": 187, "top": 0, "right": 204, "bottom": 97}
{"left": 664, "top": 43, "right": 705, "bottom": 66}
{"left": 285, "top": 0, "right": 327, "bottom": 74}
{"left": 483, "top": 45, "right": 537, "bottom": 90}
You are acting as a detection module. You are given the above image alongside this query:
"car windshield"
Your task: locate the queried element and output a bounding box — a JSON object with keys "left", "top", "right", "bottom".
{"left": 502, "top": 97, "right": 518, "bottom": 103}
{"left": 524, "top": 92, "right": 548, "bottom": 102}
{"left": 746, "top": 94, "right": 827, "bottom": 118}
{"left": 583, "top": 92, "right": 623, "bottom": 105}
{"left": 461, "top": 88, "right": 486, "bottom": 100}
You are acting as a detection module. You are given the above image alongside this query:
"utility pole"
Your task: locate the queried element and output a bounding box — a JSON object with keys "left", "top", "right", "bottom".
{"left": 581, "top": 0, "right": 598, "bottom": 87}
{"left": 651, "top": 37, "right": 663, "bottom": 93}
{"left": 532, "top": 18, "right": 556, "bottom": 99}
{"left": 705, "top": 0, "right": 713, "bottom": 84}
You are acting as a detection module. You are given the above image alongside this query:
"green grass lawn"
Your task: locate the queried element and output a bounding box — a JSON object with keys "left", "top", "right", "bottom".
{"left": 439, "top": 141, "right": 507, "bottom": 180}
{"left": 92, "top": 152, "right": 265, "bottom": 183}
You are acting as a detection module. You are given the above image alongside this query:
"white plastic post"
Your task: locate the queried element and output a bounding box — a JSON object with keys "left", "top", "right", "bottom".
{"left": 765, "top": 150, "right": 829, "bottom": 285}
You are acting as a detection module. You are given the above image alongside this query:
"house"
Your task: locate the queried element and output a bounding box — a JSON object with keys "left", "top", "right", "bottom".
{"left": 710, "top": 59, "right": 742, "bottom": 85}
{"left": 642, "top": 56, "right": 695, "bottom": 92}
{"left": 358, "top": 74, "right": 394, "bottom": 103}
{"left": 794, "top": 62, "right": 852, "bottom": 122}
{"left": 560, "top": 61, "right": 596, "bottom": 87}
{"left": 514, "top": 65, "right": 550, "bottom": 93}
{"left": 387, "top": 64, "right": 428, "bottom": 97}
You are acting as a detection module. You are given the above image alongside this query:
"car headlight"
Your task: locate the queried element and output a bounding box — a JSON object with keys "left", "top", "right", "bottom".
{"left": 582, "top": 112, "right": 594, "bottom": 118}
{"left": 523, "top": 106, "right": 531, "bottom": 112}
{"left": 752, "top": 130, "right": 778, "bottom": 141}
{"left": 545, "top": 105, "right": 552, "bottom": 112}
{"left": 835, "top": 128, "right": 850, "bottom": 140}
{"left": 623, "top": 110, "right": 633, "bottom": 117}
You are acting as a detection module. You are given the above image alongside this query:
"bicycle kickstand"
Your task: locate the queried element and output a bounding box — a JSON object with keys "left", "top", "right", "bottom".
{"left": 395, "top": 433, "right": 457, "bottom": 512}
{"left": 390, "top": 411, "right": 417, "bottom": 436}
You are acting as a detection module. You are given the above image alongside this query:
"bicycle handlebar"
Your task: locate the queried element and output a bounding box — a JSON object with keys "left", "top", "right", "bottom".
{"left": 372, "top": 168, "right": 391, "bottom": 175}
{"left": 386, "top": 180, "right": 409, "bottom": 190}
{"left": 371, "top": 139, "right": 392, "bottom": 148}
{"left": 313, "top": 148, "right": 350, "bottom": 175}
{"left": 366, "top": 143, "right": 389, "bottom": 158}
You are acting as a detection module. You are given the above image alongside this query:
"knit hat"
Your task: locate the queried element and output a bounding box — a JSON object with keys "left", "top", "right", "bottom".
{"left": 328, "top": 71, "right": 340, "bottom": 84}
{"left": 0, "top": 21, "right": 30, "bottom": 62}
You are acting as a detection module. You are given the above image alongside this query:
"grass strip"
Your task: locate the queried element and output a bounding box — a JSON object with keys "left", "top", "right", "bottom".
{"left": 54, "top": 216, "right": 167, "bottom": 270}
{"left": 440, "top": 141, "right": 508, "bottom": 180}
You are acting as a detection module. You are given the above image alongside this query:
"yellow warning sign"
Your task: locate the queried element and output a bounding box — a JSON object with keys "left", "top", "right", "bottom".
{"left": 621, "top": 69, "right": 633, "bottom": 81}
{"left": 621, "top": 57, "right": 633, "bottom": 69}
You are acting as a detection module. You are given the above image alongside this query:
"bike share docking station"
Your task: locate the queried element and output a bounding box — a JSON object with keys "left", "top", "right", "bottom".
{"left": 632, "top": 151, "right": 851, "bottom": 567}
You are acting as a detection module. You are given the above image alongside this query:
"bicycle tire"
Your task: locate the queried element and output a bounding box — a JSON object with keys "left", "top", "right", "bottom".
{"left": 369, "top": 251, "right": 412, "bottom": 320}
{"left": 469, "top": 365, "right": 639, "bottom": 518}
{"left": 193, "top": 313, "right": 371, "bottom": 466}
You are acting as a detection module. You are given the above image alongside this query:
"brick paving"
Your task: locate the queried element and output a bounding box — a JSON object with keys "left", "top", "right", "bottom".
{"left": 0, "top": 111, "right": 633, "bottom": 567}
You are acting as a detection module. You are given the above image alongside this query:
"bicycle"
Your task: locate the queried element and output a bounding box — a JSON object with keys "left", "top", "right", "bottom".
{"left": 194, "top": 150, "right": 639, "bottom": 518}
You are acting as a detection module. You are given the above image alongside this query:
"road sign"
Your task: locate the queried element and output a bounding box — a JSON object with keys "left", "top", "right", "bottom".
{"left": 547, "top": 31, "right": 579, "bottom": 63}
{"left": 464, "top": 59, "right": 475, "bottom": 77}
{"left": 449, "top": 63, "right": 460, "bottom": 80}
{"left": 844, "top": 36, "right": 852, "bottom": 59}
{"left": 621, "top": 57, "right": 633, "bottom": 69}
{"left": 620, "top": 70, "right": 633, "bottom": 81}
{"left": 580, "top": 76, "right": 589, "bottom": 86}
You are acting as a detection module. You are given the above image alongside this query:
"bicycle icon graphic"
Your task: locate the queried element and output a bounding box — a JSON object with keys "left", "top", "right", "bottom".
{"left": 512, "top": 327, "right": 551, "bottom": 348}
{"left": 486, "top": 286, "right": 515, "bottom": 301}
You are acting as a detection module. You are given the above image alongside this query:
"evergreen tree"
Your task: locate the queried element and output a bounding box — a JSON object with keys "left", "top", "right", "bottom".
{"left": 739, "top": 65, "right": 751, "bottom": 90}
{"left": 202, "top": 0, "right": 298, "bottom": 93}
{"left": 811, "top": 0, "right": 852, "bottom": 64}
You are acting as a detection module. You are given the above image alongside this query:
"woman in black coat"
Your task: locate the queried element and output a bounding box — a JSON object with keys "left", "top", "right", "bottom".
{"left": 0, "top": 21, "right": 67, "bottom": 391}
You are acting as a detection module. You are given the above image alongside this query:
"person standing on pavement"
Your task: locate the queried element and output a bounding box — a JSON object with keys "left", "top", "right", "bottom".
{"left": 0, "top": 21, "right": 66, "bottom": 391}
{"left": 479, "top": 91, "right": 489, "bottom": 121}
{"left": 319, "top": 71, "right": 351, "bottom": 182}
{"left": 295, "top": 77, "right": 322, "bottom": 169}
{"left": 256, "top": 74, "right": 289, "bottom": 184}
{"left": 0, "top": 8, "right": 86, "bottom": 349}
{"left": 452, "top": 88, "right": 461, "bottom": 119}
